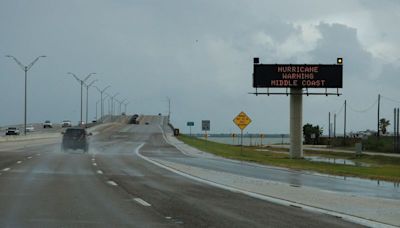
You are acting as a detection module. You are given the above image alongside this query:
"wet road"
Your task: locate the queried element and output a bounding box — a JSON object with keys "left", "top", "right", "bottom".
{"left": 0, "top": 116, "right": 360, "bottom": 227}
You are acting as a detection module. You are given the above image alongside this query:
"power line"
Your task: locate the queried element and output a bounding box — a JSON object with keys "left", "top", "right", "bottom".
{"left": 348, "top": 98, "right": 378, "bottom": 113}
{"left": 381, "top": 95, "right": 400, "bottom": 104}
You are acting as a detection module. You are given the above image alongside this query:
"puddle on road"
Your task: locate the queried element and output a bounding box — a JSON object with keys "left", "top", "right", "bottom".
{"left": 304, "top": 156, "right": 370, "bottom": 167}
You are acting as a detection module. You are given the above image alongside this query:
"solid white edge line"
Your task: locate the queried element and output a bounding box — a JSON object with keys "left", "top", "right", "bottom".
{"left": 134, "top": 198, "right": 151, "bottom": 207}
{"left": 135, "top": 143, "right": 395, "bottom": 228}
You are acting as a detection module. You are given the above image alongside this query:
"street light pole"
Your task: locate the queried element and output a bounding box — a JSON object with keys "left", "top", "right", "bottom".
{"left": 95, "top": 99, "right": 100, "bottom": 120}
{"left": 85, "top": 79, "right": 98, "bottom": 125}
{"left": 68, "top": 72, "right": 96, "bottom": 125}
{"left": 6, "top": 55, "right": 46, "bottom": 135}
{"left": 124, "top": 101, "right": 130, "bottom": 113}
{"left": 94, "top": 85, "right": 111, "bottom": 122}
{"left": 167, "top": 97, "right": 171, "bottom": 124}
{"left": 109, "top": 93, "right": 119, "bottom": 120}
{"left": 118, "top": 98, "right": 127, "bottom": 115}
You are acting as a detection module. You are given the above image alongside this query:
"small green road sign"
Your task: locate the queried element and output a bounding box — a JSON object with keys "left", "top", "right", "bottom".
{"left": 187, "top": 122, "right": 194, "bottom": 126}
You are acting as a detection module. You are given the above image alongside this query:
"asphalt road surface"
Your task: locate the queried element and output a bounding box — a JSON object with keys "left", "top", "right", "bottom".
{"left": 0, "top": 116, "right": 361, "bottom": 227}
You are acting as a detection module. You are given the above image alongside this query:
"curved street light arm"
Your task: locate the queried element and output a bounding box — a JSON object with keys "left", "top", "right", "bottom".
{"left": 67, "top": 72, "right": 82, "bottom": 83}
{"left": 83, "top": 72, "right": 96, "bottom": 82}
{"left": 112, "top": 93, "right": 119, "bottom": 98}
{"left": 5, "top": 55, "right": 25, "bottom": 70}
{"left": 93, "top": 86, "right": 101, "bottom": 93}
{"left": 27, "top": 55, "right": 46, "bottom": 70}
{"left": 102, "top": 85, "right": 111, "bottom": 93}
{"left": 86, "top": 79, "right": 98, "bottom": 88}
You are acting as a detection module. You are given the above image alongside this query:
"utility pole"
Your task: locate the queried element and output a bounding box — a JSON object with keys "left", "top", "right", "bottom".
{"left": 6, "top": 55, "right": 46, "bottom": 135}
{"left": 377, "top": 94, "right": 381, "bottom": 138}
{"left": 344, "top": 100, "right": 347, "bottom": 145}
{"left": 328, "top": 112, "right": 331, "bottom": 139}
{"left": 397, "top": 108, "right": 400, "bottom": 153}
{"left": 334, "top": 113, "right": 336, "bottom": 138}
{"left": 394, "top": 108, "right": 397, "bottom": 153}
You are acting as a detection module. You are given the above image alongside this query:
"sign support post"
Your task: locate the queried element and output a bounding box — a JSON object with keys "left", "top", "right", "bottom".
{"left": 290, "top": 88, "right": 303, "bottom": 158}
{"left": 241, "top": 129, "right": 244, "bottom": 153}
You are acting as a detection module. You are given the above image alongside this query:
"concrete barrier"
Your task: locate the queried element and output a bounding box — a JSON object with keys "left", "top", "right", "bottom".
{"left": 0, "top": 133, "right": 60, "bottom": 143}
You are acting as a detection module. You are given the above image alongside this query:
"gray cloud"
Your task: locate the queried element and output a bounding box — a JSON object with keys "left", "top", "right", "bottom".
{"left": 0, "top": 0, "right": 399, "bottom": 134}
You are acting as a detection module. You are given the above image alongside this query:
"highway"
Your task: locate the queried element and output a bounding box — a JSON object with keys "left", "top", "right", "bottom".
{"left": 0, "top": 115, "right": 364, "bottom": 227}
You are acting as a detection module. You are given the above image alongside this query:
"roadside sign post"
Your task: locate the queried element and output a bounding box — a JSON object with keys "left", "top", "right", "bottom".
{"left": 233, "top": 112, "right": 252, "bottom": 153}
{"left": 202, "top": 120, "right": 210, "bottom": 140}
{"left": 187, "top": 121, "right": 194, "bottom": 136}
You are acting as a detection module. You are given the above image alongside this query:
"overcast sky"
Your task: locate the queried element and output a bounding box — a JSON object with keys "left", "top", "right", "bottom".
{"left": 1, "top": 0, "right": 399, "bottom": 134}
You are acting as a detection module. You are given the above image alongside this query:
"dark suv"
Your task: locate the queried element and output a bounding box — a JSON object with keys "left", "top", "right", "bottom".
{"left": 62, "top": 127, "right": 91, "bottom": 152}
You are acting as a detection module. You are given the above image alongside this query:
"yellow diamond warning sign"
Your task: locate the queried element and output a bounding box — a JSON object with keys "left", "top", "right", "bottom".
{"left": 233, "top": 111, "right": 252, "bottom": 130}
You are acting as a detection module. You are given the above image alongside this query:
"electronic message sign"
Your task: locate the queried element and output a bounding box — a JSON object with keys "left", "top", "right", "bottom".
{"left": 253, "top": 64, "right": 343, "bottom": 88}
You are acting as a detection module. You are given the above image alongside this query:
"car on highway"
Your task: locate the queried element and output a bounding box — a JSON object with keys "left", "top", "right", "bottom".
{"left": 5, "top": 127, "right": 20, "bottom": 135}
{"left": 61, "top": 127, "right": 91, "bottom": 152}
{"left": 25, "top": 125, "right": 35, "bottom": 132}
{"left": 43, "top": 120, "right": 53, "bottom": 128}
{"left": 61, "top": 120, "right": 72, "bottom": 128}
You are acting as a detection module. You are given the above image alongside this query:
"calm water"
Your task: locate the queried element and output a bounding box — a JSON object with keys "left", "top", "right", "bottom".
{"left": 198, "top": 136, "right": 290, "bottom": 146}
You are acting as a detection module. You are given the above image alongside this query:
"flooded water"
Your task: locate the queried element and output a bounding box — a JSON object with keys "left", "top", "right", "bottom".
{"left": 305, "top": 156, "right": 370, "bottom": 167}
{"left": 200, "top": 136, "right": 290, "bottom": 146}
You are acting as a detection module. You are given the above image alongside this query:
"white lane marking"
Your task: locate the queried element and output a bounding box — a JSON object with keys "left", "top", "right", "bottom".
{"left": 91, "top": 158, "right": 95, "bottom": 161}
{"left": 2, "top": 168, "right": 10, "bottom": 171}
{"left": 16, "top": 161, "right": 22, "bottom": 164}
{"left": 107, "top": 180, "right": 118, "bottom": 186}
{"left": 97, "top": 170, "right": 103, "bottom": 174}
{"left": 135, "top": 144, "right": 389, "bottom": 228}
{"left": 92, "top": 163, "right": 97, "bottom": 166}
{"left": 36, "top": 153, "right": 41, "bottom": 156}
{"left": 133, "top": 198, "right": 151, "bottom": 207}
{"left": 27, "top": 156, "right": 32, "bottom": 159}
{"left": 165, "top": 216, "right": 172, "bottom": 220}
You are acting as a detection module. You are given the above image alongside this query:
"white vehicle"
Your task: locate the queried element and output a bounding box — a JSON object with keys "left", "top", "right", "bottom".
{"left": 5, "top": 127, "right": 20, "bottom": 135}
{"left": 61, "top": 120, "right": 72, "bottom": 128}
{"left": 43, "top": 120, "right": 53, "bottom": 128}
{"left": 26, "top": 125, "right": 35, "bottom": 132}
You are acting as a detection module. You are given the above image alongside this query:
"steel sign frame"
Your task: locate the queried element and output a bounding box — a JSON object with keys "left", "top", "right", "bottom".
{"left": 253, "top": 64, "right": 343, "bottom": 88}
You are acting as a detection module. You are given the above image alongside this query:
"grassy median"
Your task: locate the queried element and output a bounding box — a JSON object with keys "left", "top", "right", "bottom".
{"left": 177, "top": 134, "right": 400, "bottom": 182}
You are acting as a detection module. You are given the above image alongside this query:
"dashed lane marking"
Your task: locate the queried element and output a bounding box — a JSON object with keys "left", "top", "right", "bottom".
{"left": 97, "top": 170, "right": 103, "bottom": 174}
{"left": 92, "top": 163, "right": 97, "bottom": 166}
{"left": 27, "top": 156, "right": 32, "bottom": 159}
{"left": 107, "top": 180, "right": 118, "bottom": 186}
{"left": 133, "top": 198, "right": 151, "bottom": 207}
{"left": 2, "top": 168, "right": 10, "bottom": 171}
{"left": 16, "top": 161, "right": 22, "bottom": 164}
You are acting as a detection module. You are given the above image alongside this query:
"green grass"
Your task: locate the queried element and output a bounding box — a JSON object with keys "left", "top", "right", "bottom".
{"left": 177, "top": 134, "right": 400, "bottom": 182}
